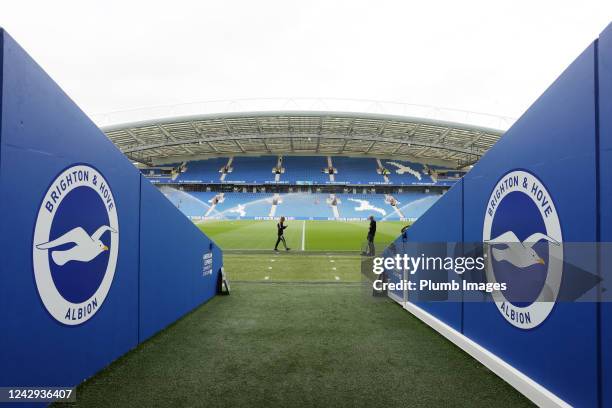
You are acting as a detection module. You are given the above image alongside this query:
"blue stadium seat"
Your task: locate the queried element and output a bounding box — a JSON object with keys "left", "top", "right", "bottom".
{"left": 225, "top": 156, "right": 277, "bottom": 184}
{"left": 160, "top": 187, "right": 218, "bottom": 218}
{"left": 275, "top": 193, "right": 332, "bottom": 219}
{"left": 281, "top": 156, "right": 330, "bottom": 184}
{"left": 164, "top": 189, "right": 441, "bottom": 221}
{"left": 390, "top": 192, "right": 442, "bottom": 220}
{"left": 175, "top": 158, "right": 228, "bottom": 183}
{"left": 335, "top": 194, "right": 391, "bottom": 219}
{"left": 332, "top": 157, "right": 384, "bottom": 184}
{"left": 380, "top": 159, "right": 435, "bottom": 185}
{"left": 214, "top": 193, "right": 274, "bottom": 219}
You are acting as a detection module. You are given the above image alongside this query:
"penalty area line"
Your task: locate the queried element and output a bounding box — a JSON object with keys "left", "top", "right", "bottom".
{"left": 301, "top": 220, "right": 306, "bottom": 251}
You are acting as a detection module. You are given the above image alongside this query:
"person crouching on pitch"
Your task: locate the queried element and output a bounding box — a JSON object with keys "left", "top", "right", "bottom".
{"left": 274, "top": 216, "right": 290, "bottom": 251}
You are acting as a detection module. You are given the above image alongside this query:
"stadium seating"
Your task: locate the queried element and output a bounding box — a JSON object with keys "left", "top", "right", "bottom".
{"left": 163, "top": 187, "right": 441, "bottom": 221}
{"left": 274, "top": 193, "right": 332, "bottom": 219}
{"left": 378, "top": 159, "right": 435, "bottom": 185}
{"left": 213, "top": 193, "right": 275, "bottom": 218}
{"left": 390, "top": 192, "right": 442, "bottom": 220}
{"left": 281, "top": 156, "right": 330, "bottom": 184}
{"left": 332, "top": 157, "right": 385, "bottom": 184}
{"left": 160, "top": 187, "right": 218, "bottom": 218}
{"left": 335, "top": 194, "right": 390, "bottom": 219}
{"left": 149, "top": 155, "right": 460, "bottom": 186}
{"left": 224, "top": 156, "right": 278, "bottom": 184}
{"left": 175, "top": 158, "right": 228, "bottom": 183}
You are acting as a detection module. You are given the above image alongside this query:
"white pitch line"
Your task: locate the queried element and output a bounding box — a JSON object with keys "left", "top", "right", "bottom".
{"left": 335, "top": 276, "right": 340, "bottom": 281}
{"left": 301, "top": 220, "right": 306, "bottom": 251}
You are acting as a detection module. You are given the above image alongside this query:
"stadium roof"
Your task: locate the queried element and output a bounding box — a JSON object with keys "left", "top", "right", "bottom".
{"left": 98, "top": 99, "right": 509, "bottom": 168}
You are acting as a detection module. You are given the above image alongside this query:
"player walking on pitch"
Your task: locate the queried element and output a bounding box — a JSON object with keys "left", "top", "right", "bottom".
{"left": 365, "top": 215, "right": 376, "bottom": 256}
{"left": 274, "top": 216, "right": 290, "bottom": 251}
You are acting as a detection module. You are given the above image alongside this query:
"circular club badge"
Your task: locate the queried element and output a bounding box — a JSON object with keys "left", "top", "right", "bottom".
{"left": 33, "top": 164, "right": 119, "bottom": 325}
{"left": 483, "top": 170, "right": 562, "bottom": 329}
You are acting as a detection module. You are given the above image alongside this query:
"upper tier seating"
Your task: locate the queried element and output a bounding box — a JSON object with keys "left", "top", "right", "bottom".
{"left": 175, "top": 158, "right": 228, "bottom": 183}
{"left": 332, "top": 157, "right": 385, "bottom": 184}
{"left": 379, "top": 159, "right": 434, "bottom": 185}
{"left": 224, "top": 156, "right": 278, "bottom": 184}
{"left": 154, "top": 156, "right": 459, "bottom": 186}
{"left": 281, "top": 156, "right": 330, "bottom": 184}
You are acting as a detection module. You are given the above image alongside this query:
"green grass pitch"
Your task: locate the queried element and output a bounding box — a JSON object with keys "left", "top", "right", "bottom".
{"left": 65, "top": 283, "right": 532, "bottom": 408}
{"left": 196, "top": 219, "right": 406, "bottom": 251}
{"left": 60, "top": 219, "right": 531, "bottom": 406}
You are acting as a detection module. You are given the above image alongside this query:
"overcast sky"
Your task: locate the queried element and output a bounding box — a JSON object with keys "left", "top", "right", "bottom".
{"left": 1, "top": 1, "right": 611, "bottom": 124}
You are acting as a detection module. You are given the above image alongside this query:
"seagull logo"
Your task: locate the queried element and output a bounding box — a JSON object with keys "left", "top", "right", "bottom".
{"left": 386, "top": 162, "right": 422, "bottom": 180}
{"left": 482, "top": 169, "right": 563, "bottom": 330}
{"left": 36, "top": 225, "right": 117, "bottom": 266}
{"left": 33, "top": 164, "right": 120, "bottom": 325}
{"left": 228, "top": 204, "right": 246, "bottom": 217}
{"left": 348, "top": 198, "right": 387, "bottom": 216}
{"left": 485, "top": 231, "right": 560, "bottom": 268}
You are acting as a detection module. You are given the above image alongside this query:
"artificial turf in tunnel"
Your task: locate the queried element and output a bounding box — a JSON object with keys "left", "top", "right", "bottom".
{"left": 62, "top": 283, "right": 533, "bottom": 407}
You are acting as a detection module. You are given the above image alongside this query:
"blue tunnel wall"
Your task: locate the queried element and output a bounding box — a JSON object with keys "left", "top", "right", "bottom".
{"left": 0, "top": 29, "right": 222, "bottom": 388}
{"left": 389, "top": 23, "right": 612, "bottom": 407}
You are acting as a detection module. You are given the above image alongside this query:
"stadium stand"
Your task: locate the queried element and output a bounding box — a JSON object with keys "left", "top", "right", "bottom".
{"left": 147, "top": 156, "right": 460, "bottom": 186}
{"left": 175, "top": 157, "right": 228, "bottom": 183}
{"left": 380, "top": 159, "right": 433, "bottom": 185}
{"left": 161, "top": 186, "right": 441, "bottom": 221}
{"left": 281, "top": 156, "right": 330, "bottom": 184}
{"left": 213, "top": 192, "right": 275, "bottom": 219}
{"left": 160, "top": 187, "right": 218, "bottom": 218}
{"left": 386, "top": 192, "right": 442, "bottom": 220}
{"left": 275, "top": 193, "right": 333, "bottom": 219}
{"left": 332, "top": 157, "right": 385, "bottom": 184}
{"left": 224, "top": 156, "right": 278, "bottom": 184}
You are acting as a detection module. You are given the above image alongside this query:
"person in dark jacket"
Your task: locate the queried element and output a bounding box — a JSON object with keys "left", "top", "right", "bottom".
{"left": 366, "top": 215, "right": 376, "bottom": 256}
{"left": 274, "top": 216, "right": 290, "bottom": 251}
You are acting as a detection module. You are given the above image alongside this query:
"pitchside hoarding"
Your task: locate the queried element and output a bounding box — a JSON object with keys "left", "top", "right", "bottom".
{"left": 0, "top": 29, "right": 223, "bottom": 389}
{"left": 388, "top": 23, "right": 612, "bottom": 407}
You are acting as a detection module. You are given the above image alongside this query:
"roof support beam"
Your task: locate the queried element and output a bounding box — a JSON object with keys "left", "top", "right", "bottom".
{"left": 157, "top": 124, "right": 195, "bottom": 155}
{"left": 340, "top": 138, "right": 349, "bottom": 154}
{"left": 125, "top": 128, "right": 145, "bottom": 145}
{"left": 222, "top": 119, "right": 234, "bottom": 137}
{"left": 378, "top": 120, "right": 388, "bottom": 136}
{"left": 464, "top": 131, "right": 484, "bottom": 148}
{"left": 262, "top": 138, "right": 271, "bottom": 153}
{"left": 235, "top": 140, "right": 246, "bottom": 153}
{"left": 419, "top": 127, "right": 451, "bottom": 156}
{"left": 365, "top": 141, "right": 376, "bottom": 153}
{"left": 207, "top": 141, "right": 219, "bottom": 153}
{"left": 122, "top": 133, "right": 482, "bottom": 158}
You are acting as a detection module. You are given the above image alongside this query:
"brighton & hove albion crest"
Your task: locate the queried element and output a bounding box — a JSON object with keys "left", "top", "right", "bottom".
{"left": 33, "top": 164, "right": 119, "bottom": 325}
{"left": 483, "top": 169, "right": 562, "bottom": 329}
